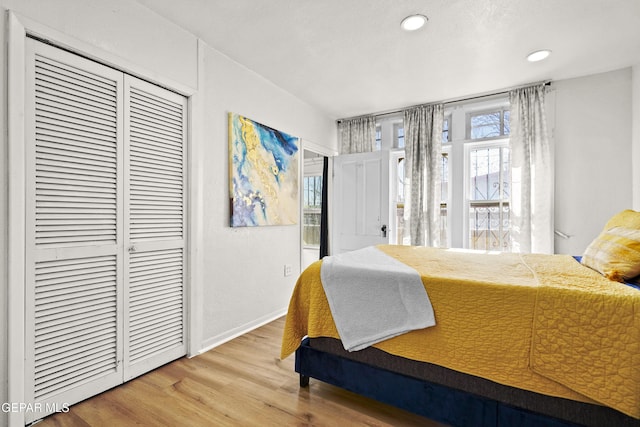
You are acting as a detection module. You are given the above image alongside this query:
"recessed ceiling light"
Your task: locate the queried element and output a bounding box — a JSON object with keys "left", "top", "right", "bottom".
{"left": 401, "top": 14, "right": 428, "bottom": 31}
{"left": 526, "top": 49, "right": 552, "bottom": 62}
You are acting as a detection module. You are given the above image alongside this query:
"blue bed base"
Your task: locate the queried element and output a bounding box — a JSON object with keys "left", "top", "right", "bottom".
{"left": 295, "top": 338, "right": 579, "bottom": 427}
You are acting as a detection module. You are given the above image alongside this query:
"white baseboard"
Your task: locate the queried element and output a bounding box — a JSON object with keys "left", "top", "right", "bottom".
{"left": 195, "top": 308, "right": 288, "bottom": 356}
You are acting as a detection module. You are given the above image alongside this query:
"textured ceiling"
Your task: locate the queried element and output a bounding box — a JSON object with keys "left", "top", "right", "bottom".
{"left": 136, "top": 0, "right": 640, "bottom": 119}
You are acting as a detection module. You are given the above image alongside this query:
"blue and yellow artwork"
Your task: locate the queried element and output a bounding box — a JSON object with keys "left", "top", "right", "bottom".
{"left": 229, "top": 113, "right": 299, "bottom": 227}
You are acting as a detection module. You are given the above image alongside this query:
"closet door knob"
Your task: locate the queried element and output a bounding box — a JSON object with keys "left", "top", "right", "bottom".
{"left": 128, "top": 245, "right": 137, "bottom": 253}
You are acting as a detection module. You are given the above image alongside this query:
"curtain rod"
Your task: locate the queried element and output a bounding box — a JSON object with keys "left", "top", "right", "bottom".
{"left": 336, "top": 80, "right": 551, "bottom": 123}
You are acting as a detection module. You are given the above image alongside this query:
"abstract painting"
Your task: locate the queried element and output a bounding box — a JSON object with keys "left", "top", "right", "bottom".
{"left": 229, "top": 113, "right": 299, "bottom": 227}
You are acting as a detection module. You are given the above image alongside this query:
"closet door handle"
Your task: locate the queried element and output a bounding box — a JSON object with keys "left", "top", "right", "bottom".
{"left": 128, "top": 245, "right": 137, "bottom": 253}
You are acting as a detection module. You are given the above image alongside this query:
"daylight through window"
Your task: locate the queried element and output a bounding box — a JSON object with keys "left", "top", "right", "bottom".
{"left": 386, "top": 100, "right": 512, "bottom": 251}
{"left": 303, "top": 175, "right": 322, "bottom": 247}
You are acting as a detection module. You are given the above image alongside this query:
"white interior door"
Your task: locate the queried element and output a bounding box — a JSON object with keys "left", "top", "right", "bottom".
{"left": 332, "top": 151, "right": 390, "bottom": 253}
{"left": 24, "top": 38, "right": 187, "bottom": 422}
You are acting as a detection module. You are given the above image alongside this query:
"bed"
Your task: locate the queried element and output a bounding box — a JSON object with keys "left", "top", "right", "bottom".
{"left": 280, "top": 211, "right": 640, "bottom": 427}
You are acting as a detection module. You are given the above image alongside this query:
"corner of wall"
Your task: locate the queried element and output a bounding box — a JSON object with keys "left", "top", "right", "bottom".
{"left": 632, "top": 64, "right": 640, "bottom": 211}
{"left": 552, "top": 68, "right": 633, "bottom": 254}
{"left": 0, "top": 6, "right": 9, "bottom": 427}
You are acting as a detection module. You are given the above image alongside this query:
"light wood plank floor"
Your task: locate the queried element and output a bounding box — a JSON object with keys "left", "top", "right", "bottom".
{"left": 38, "top": 317, "right": 446, "bottom": 426}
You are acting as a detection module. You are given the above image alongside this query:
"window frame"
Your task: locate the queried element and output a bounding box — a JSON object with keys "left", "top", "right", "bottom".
{"left": 440, "top": 145, "right": 451, "bottom": 247}
{"left": 465, "top": 107, "right": 510, "bottom": 141}
{"left": 379, "top": 97, "right": 513, "bottom": 251}
{"left": 393, "top": 122, "right": 405, "bottom": 148}
{"left": 302, "top": 159, "right": 324, "bottom": 249}
{"left": 463, "top": 137, "right": 511, "bottom": 251}
{"left": 442, "top": 114, "right": 451, "bottom": 143}
{"left": 389, "top": 149, "right": 405, "bottom": 245}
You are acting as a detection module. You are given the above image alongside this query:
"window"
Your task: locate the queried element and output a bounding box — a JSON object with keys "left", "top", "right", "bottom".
{"left": 467, "top": 109, "right": 510, "bottom": 140}
{"left": 303, "top": 175, "right": 322, "bottom": 247}
{"left": 394, "top": 155, "right": 406, "bottom": 244}
{"left": 440, "top": 149, "right": 449, "bottom": 247}
{"left": 385, "top": 99, "right": 513, "bottom": 251}
{"left": 392, "top": 150, "right": 449, "bottom": 246}
{"left": 389, "top": 117, "right": 452, "bottom": 246}
{"left": 467, "top": 143, "right": 511, "bottom": 251}
{"left": 394, "top": 122, "right": 405, "bottom": 148}
{"left": 375, "top": 124, "right": 382, "bottom": 151}
{"left": 463, "top": 106, "right": 511, "bottom": 250}
{"left": 443, "top": 116, "right": 450, "bottom": 142}
{"left": 439, "top": 115, "right": 451, "bottom": 246}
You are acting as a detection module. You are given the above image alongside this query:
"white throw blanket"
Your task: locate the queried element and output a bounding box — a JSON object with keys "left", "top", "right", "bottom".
{"left": 320, "top": 246, "right": 436, "bottom": 351}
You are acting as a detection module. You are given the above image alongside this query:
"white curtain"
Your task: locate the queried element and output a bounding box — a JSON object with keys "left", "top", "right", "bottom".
{"left": 403, "top": 104, "right": 444, "bottom": 247}
{"left": 509, "top": 84, "right": 553, "bottom": 254}
{"left": 337, "top": 115, "right": 376, "bottom": 154}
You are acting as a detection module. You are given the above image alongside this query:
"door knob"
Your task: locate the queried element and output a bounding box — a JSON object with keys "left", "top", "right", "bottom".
{"left": 381, "top": 224, "right": 387, "bottom": 238}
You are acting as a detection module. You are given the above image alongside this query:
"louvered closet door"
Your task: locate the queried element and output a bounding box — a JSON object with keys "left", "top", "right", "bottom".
{"left": 24, "top": 39, "right": 188, "bottom": 422}
{"left": 24, "top": 39, "right": 125, "bottom": 422}
{"left": 123, "top": 76, "right": 187, "bottom": 380}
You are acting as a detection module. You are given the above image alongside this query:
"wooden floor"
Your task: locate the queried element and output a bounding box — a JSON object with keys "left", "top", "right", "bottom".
{"left": 38, "top": 317, "right": 446, "bottom": 427}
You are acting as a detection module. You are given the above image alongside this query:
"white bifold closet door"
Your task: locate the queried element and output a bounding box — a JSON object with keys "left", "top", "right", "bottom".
{"left": 24, "top": 38, "right": 187, "bottom": 422}
{"left": 123, "top": 75, "right": 187, "bottom": 381}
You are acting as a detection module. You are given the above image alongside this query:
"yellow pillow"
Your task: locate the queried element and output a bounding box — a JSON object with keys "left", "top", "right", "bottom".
{"left": 581, "top": 226, "right": 640, "bottom": 282}
{"left": 603, "top": 209, "right": 640, "bottom": 231}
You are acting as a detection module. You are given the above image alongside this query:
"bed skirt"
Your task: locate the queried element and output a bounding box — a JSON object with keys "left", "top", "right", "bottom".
{"left": 296, "top": 338, "right": 640, "bottom": 427}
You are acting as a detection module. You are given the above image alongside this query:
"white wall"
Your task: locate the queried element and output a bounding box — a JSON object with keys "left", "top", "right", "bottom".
{"left": 552, "top": 68, "right": 633, "bottom": 255}
{"left": 633, "top": 64, "right": 640, "bottom": 211}
{"left": 0, "top": 10, "right": 7, "bottom": 427}
{"left": 198, "top": 46, "right": 336, "bottom": 348}
{"left": 0, "top": 2, "right": 336, "bottom": 426}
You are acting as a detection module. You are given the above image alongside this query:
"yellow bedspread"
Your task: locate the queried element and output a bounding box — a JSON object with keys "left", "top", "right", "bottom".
{"left": 280, "top": 245, "right": 640, "bottom": 419}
